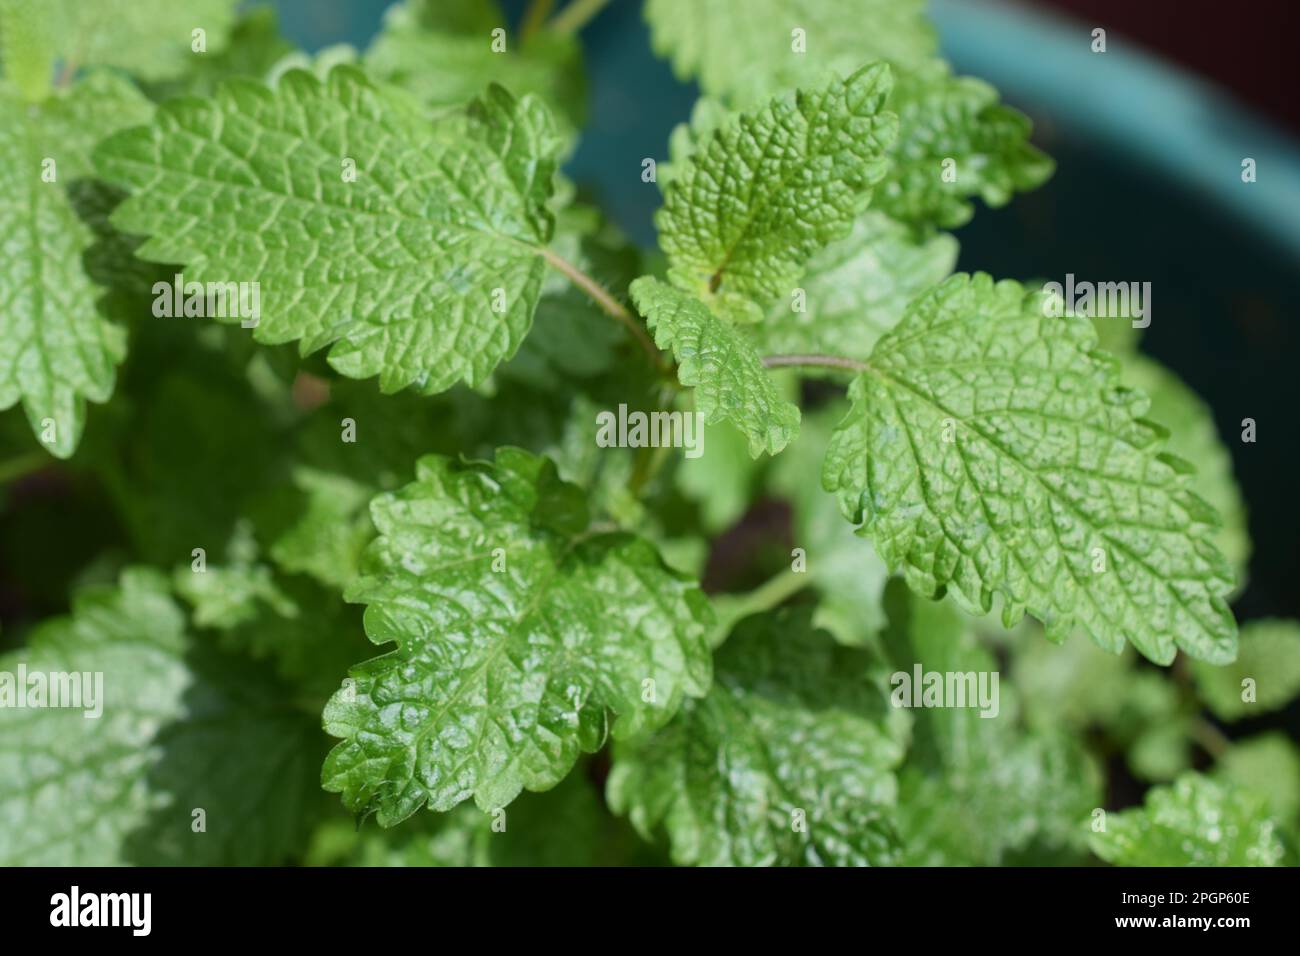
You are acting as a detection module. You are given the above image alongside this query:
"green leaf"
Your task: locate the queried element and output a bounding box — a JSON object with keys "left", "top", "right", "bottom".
{"left": 644, "top": 0, "right": 936, "bottom": 105}
{"left": 675, "top": 420, "right": 760, "bottom": 533}
{"left": 0, "top": 0, "right": 55, "bottom": 101}
{"left": 1011, "top": 622, "right": 1195, "bottom": 783}
{"left": 1127, "top": 718, "right": 1194, "bottom": 784}
{"left": 91, "top": 352, "right": 289, "bottom": 565}
{"left": 1192, "top": 619, "right": 1300, "bottom": 721}
{"left": 768, "top": 400, "right": 890, "bottom": 646}
{"left": 0, "top": 72, "right": 153, "bottom": 457}
{"left": 608, "top": 608, "right": 904, "bottom": 866}
{"left": 139, "top": 8, "right": 296, "bottom": 100}
{"left": 97, "top": 67, "right": 565, "bottom": 396}
{"left": 366, "top": 0, "right": 585, "bottom": 141}
{"left": 498, "top": 202, "right": 638, "bottom": 390}
{"left": 823, "top": 273, "right": 1237, "bottom": 664}
{"left": 631, "top": 277, "right": 800, "bottom": 457}
{"left": 751, "top": 211, "right": 958, "bottom": 362}
{"left": 1014, "top": 630, "right": 1138, "bottom": 731}
{"left": 1091, "top": 774, "right": 1284, "bottom": 867}
{"left": 0, "top": 570, "right": 325, "bottom": 865}
{"left": 175, "top": 547, "right": 372, "bottom": 701}
{"left": 267, "top": 467, "right": 376, "bottom": 591}
{"left": 880, "top": 582, "right": 1101, "bottom": 865}
{"left": 1215, "top": 733, "right": 1300, "bottom": 827}
{"left": 173, "top": 550, "right": 294, "bottom": 631}
{"left": 1122, "top": 354, "right": 1250, "bottom": 582}
{"left": 52, "top": 0, "right": 240, "bottom": 82}
{"left": 655, "top": 64, "right": 896, "bottom": 323}
{"left": 321, "top": 448, "right": 712, "bottom": 825}
{"left": 874, "top": 62, "right": 1054, "bottom": 230}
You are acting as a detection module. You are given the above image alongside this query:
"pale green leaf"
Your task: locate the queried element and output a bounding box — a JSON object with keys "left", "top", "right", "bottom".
{"left": 1122, "top": 354, "right": 1250, "bottom": 582}
{"left": 53, "top": 0, "right": 240, "bottom": 81}
{"left": 366, "top": 0, "right": 585, "bottom": 139}
{"left": 172, "top": 555, "right": 293, "bottom": 631}
{"left": 752, "top": 210, "right": 958, "bottom": 362}
{"left": 768, "top": 400, "right": 891, "bottom": 646}
{"left": 0, "top": 570, "right": 324, "bottom": 865}
{"left": 644, "top": 0, "right": 936, "bottom": 105}
{"left": 823, "top": 273, "right": 1237, "bottom": 664}
{"left": 881, "top": 583, "right": 1101, "bottom": 865}
{"left": 874, "top": 62, "right": 1054, "bottom": 229}
{"left": 631, "top": 277, "right": 800, "bottom": 457}
{"left": 608, "top": 608, "right": 904, "bottom": 866}
{"left": 1090, "top": 774, "right": 1284, "bottom": 866}
{"left": 655, "top": 64, "right": 896, "bottom": 323}
{"left": 140, "top": 8, "right": 296, "bottom": 100}
{"left": 97, "top": 67, "right": 565, "bottom": 396}
{"left": 0, "top": 72, "right": 153, "bottom": 457}
{"left": 0, "top": 0, "right": 54, "bottom": 101}
{"left": 1215, "top": 733, "right": 1300, "bottom": 827}
{"left": 1192, "top": 619, "right": 1300, "bottom": 721}
{"left": 321, "top": 448, "right": 712, "bottom": 825}
{"left": 268, "top": 467, "right": 376, "bottom": 591}
{"left": 675, "top": 420, "right": 759, "bottom": 533}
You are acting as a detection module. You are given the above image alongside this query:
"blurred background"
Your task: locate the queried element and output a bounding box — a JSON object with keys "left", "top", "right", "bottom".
{"left": 262, "top": 0, "right": 1300, "bottom": 622}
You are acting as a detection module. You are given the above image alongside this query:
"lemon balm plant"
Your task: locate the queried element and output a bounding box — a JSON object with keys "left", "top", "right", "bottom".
{"left": 0, "top": 0, "right": 1295, "bottom": 868}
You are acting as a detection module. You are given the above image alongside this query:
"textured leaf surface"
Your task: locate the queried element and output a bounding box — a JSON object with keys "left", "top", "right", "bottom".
{"left": 97, "top": 67, "right": 564, "bottom": 395}
{"left": 1090, "top": 774, "right": 1284, "bottom": 867}
{"left": 366, "top": 0, "right": 585, "bottom": 140}
{"left": 631, "top": 277, "right": 800, "bottom": 457}
{"left": 0, "top": 73, "right": 153, "bottom": 457}
{"left": 608, "top": 608, "right": 903, "bottom": 866}
{"left": 321, "top": 448, "right": 712, "bottom": 825}
{"left": 752, "top": 211, "right": 957, "bottom": 362}
{"left": 823, "top": 273, "right": 1237, "bottom": 664}
{"left": 0, "top": 570, "right": 324, "bottom": 865}
{"left": 656, "top": 64, "right": 896, "bottom": 323}
{"left": 644, "top": 0, "right": 935, "bottom": 105}
{"left": 874, "top": 62, "right": 1053, "bottom": 229}
{"left": 1191, "top": 619, "right": 1300, "bottom": 721}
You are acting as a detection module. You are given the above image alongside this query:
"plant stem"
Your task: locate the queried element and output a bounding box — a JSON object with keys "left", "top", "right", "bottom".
{"left": 1190, "top": 717, "right": 1232, "bottom": 760}
{"left": 762, "top": 353, "right": 869, "bottom": 373}
{"left": 550, "top": 0, "right": 612, "bottom": 35}
{"left": 520, "top": 0, "right": 556, "bottom": 42}
{"left": 709, "top": 567, "right": 810, "bottom": 646}
{"left": 538, "top": 246, "right": 665, "bottom": 369}
{"left": 0, "top": 450, "right": 51, "bottom": 485}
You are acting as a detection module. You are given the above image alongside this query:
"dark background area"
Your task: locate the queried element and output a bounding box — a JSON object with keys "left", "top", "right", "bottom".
{"left": 1036, "top": 0, "right": 1300, "bottom": 134}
